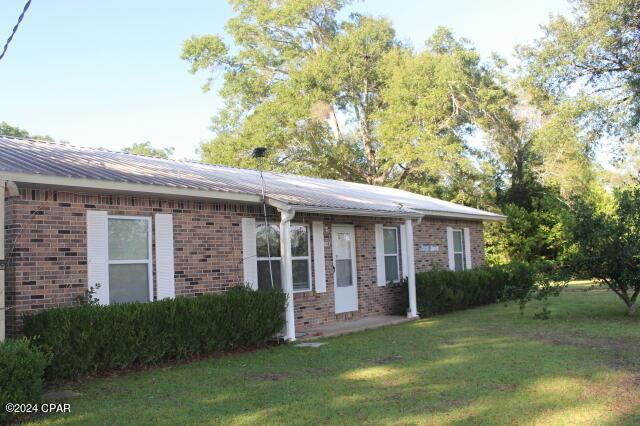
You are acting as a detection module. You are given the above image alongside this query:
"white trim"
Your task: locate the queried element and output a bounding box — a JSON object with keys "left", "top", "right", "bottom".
{"left": 400, "top": 224, "right": 409, "bottom": 279}
{"left": 1, "top": 171, "right": 262, "bottom": 204}
{"left": 155, "top": 213, "right": 175, "bottom": 300}
{"left": 280, "top": 209, "right": 296, "bottom": 341}
{"left": 276, "top": 202, "right": 423, "bottom": 219}
{"left": 463, "top": 227, "right": 473, "bottom": 269}
{"left": 374, "top": 224, "right": 386, "bottom": 286}
{"left": 312, "top": 221, "right": 326, "bottom": 293}
{"left": 241, "top": 218, "right": 258, "bottom": 289}
{"left": 382, "top": 226, "right": 401, "bottom": 284}
{"left": 405, "top": 219, "right": 418, "bottom": 318}
{"left": 419, "top": 209, "right": 506, "bottom": 222}
{"left": 107, "top": 215, "right": 154, "bottom": 303}
{"left": 86, "top": 210, "right": 109, "bottom": 304}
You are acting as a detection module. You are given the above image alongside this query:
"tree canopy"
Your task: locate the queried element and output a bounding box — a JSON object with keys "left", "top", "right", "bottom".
{"left": 122, "top": 142, "right": 175, "bottom": 159}
{"left": 181, "top": 1, "right": 514, "bottom": 204}
{"left": 181, "top": 0, "right": 627, "bottom": 268}
{"left": 518, "top": 0, "right": 640, "bottom": 138}
{"left": 0, "top": 121, "right": 55, "bottom": 142}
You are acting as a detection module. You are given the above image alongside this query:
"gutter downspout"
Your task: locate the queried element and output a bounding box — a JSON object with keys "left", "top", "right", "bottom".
{"left": 405, "top": 217, "right": 420, "bottom": 319}
{"left": 279, "top": 208, "right": 296, "bottom": 341}
{"left": 0, "top": 181, "right": 5, "bottom": 341}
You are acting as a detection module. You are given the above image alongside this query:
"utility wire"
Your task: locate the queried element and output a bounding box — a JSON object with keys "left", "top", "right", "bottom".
{"left": 258, "top": 160, "right": 276, "bottom": 289}
{"left": 0, "top": 0, "right": 32, "bottom": 63}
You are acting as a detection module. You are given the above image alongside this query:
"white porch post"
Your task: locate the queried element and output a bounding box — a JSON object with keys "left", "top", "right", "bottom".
{"left": 405, "top": 218, "right": 419, "bottom": 318}
{"left": 0, "top": 181, "right": 6, "bottom": 341}
{"left": 279, "top": 208, "right": 296, "bottom": 341}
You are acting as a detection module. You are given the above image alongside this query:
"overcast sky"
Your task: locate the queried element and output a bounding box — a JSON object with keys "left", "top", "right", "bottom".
{"left": 0, "top": 0, "right": 569, "bottom": 160}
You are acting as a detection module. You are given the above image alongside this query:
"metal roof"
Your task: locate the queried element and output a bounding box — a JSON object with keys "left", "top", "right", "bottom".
{"left": 0, "top": 136, "right": 505, "bottom": 220}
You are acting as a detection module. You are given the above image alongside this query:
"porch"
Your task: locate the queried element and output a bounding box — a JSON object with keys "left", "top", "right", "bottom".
{"left": 296, "top": 315, "right": 417, "bottom": 341}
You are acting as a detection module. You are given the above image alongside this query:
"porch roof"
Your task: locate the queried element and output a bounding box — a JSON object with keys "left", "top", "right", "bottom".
{"left": 0, "top": 136, "right": 505, "bottom": 221}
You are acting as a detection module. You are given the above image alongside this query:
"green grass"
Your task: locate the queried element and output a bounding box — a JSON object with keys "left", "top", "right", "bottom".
{"left": 27, "top": 282, "right": 640, "bottom": 425}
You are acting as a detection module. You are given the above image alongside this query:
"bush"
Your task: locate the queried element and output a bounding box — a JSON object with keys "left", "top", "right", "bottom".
{"left": 23, "top": 286, "right": 286, "bottom": 381}
{"left": 407, "top": 263, "right": 539, "bottom": 316}
{"left": 0, "top": 339, "right": 49, "bottom": 422}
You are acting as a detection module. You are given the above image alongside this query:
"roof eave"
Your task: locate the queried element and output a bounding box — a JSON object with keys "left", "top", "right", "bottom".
{"left": 419, "top": 209, "right": 506, "bottom": 222}
{"left": 268, "top": 200, "right": 422, "bottom": 219}
{"left": 0, "top": 171, "right": 263, "bottom": 204}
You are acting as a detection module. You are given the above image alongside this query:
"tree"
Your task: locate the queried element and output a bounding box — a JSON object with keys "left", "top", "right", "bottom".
{"left": 567, "top": 185, "right": 640, "bottom": 315}
{"left": 0, "top": 121, "right": 54, "bottom": 141}
{"left": 0, "top": 121, "right": 29, "bottom": 138}
{"left": 518, "top": 0, "right": 640, "bottom": 137}
{"left": 122, "top": 142, "right": 174, "bottom": 159}
{"left": 181, "top": 1, "right": 510, "bottom": 204}
{"left": 482, "top": 80, "right": 601, "bottom": 264}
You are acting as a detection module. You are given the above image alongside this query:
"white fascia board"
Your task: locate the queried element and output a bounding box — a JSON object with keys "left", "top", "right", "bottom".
{"left": 265, "top": 197, "right": 292, "bottom": 213}
{"left": 419, "top": 209, "right": 507, "bottom": 222}
{"left": 0, "top": 172, "right": 263, "bottom": 204}
{"left": 285, "top": 203, "right": 423, "bottom": 219}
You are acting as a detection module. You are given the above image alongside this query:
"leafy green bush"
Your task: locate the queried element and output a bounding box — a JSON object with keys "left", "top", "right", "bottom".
{"left": 407, "top": 263, "right": 542, "bottom": 316}
{"left": 23, "top": 287, "right": 286, "bottom": 381}
{"left": 0, "top": 339, "right": 49, "bottom": 422}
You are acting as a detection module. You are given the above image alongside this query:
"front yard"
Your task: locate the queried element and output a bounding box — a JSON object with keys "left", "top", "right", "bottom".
{"left": 28, "top": 282, "right": 640, "bottom": 425}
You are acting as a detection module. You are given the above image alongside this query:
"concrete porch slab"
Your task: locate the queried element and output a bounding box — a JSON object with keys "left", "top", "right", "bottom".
{"left": 296, "top": 315, "right": 417, "bottom": 341}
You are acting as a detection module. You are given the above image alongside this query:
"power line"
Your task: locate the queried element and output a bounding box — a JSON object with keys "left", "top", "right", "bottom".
{"left": 0, "top": 0, "right": 32, "bottom": 63}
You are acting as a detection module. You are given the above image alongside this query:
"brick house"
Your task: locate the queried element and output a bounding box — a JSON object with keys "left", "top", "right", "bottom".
{"left": 0, "top": 136, "right": 504, "bottom": 340}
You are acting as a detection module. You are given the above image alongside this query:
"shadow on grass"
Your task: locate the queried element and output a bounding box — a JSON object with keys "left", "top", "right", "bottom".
{"left": 29, "top": 312, "right": 640, "bottom": 425}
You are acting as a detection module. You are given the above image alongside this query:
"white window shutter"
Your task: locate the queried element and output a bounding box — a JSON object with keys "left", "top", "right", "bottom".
{"left": 155, "top": 214, "right": 175, "bottom": 299}
{"left": 86, "top": 210, "right": 109, "bottom": 305}
{"left": 446, "top": 227, "right": 455, "bottom": 271}
{"left": 375, "top": 224, "right": 386, "bottom": 286}
{"left": 241, "top": 218, "right": 258, "bottom": 289}
{"left": 400, "top": 224, "right": 409, "bottom": 279}
{"left": 463, "top": 227, "right": 472, "bottom": 270}
{"left": 312, "top": 221, "right": 326, "bottom": 293}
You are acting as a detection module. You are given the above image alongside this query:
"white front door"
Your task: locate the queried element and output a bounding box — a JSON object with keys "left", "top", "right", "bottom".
{"left": 332, "top": 225, "right": 358, "bottom": 314}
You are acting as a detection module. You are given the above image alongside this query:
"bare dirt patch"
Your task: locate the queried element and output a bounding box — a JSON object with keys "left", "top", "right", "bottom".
{"left": 481, "top": 323, "right": 640, "bottom": 369}
{"left": 583, "top": 373, "right": 640, "bottom": 417}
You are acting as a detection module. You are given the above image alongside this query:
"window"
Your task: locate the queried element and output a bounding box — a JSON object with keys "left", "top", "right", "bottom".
{"left": 452, "top": 229, "right": 466, "bottom": 271}
{"left": 290, "top": 224, "right": 311, "bottom": 292}
{"left": 256, "top": 223, "right": 282, "bottom": 290}
{"left": 383, "top": 227, "right": 400, "bottom": 283}
{"left": 107, "top": 217, "right": 152, "bottom": 303}
{"left": 255, "top": 223, "right": 312, "bottom": 292}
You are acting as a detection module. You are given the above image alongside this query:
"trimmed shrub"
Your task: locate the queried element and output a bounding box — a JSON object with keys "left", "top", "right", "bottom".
{"left": 23, "top": 286, "right": 286, "bottom": 381}
{"left": 408, "top": 263, "right": 537, "bottom": 316}
{"left": 0, "top": 338, "right": 49, "bottom": 422}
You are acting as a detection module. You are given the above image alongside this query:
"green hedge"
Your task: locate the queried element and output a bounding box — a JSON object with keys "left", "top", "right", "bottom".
{"left": 23, "top": 287, "right": 287, "bottom": 381}
{"left": 0, "top": 339, "right": 49, "bottom": 422}
{"left": 409, "top": 263, "right": 536, "bottom": 316}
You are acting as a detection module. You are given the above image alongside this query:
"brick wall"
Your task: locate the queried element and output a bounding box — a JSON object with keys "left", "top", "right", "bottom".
{"left": 413, "top": 218, "right": 485, "bottom": 272}
{"left": 4, "top": 187, "right": 485, "bottom": 336}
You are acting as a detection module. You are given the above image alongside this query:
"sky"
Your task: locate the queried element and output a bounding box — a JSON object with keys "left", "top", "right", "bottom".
{"left": 0, "top": 0, "right": 570, "bottom": 160}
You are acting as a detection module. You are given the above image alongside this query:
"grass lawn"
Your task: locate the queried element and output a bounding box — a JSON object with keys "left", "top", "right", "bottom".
{"left": 27, "top": 282, "right": 640, "bottom": 425}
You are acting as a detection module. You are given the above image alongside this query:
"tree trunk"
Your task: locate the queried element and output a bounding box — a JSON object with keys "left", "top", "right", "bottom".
{"left": 629, "top": 303, "right": 637, "bottom": 316}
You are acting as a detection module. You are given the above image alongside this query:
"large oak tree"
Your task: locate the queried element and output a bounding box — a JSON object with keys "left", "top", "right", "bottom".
{"left": 181, "top": 0, "right": 509, "bottom": 202}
